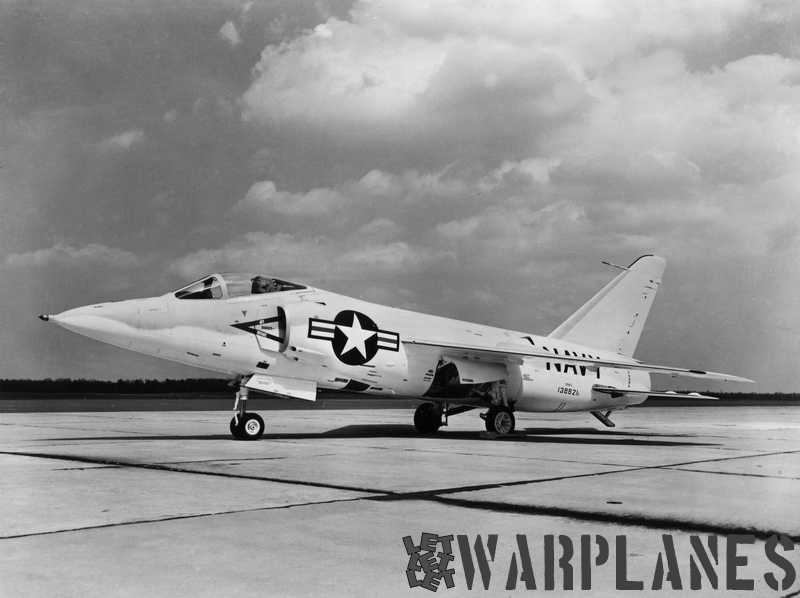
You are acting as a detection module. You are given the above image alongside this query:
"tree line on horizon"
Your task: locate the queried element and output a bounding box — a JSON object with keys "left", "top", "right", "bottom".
{"left": 0, "top": 378, "right": 233, "bottom": 393}
{"left": 0, "top": 378, "right": 797, "bottom": 401}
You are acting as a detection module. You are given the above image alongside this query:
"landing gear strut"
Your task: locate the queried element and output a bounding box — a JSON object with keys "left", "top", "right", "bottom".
{"left": 483, "top": 406, "right": 515, "bottom": 435}
{"left": 230, "top": 385, "right": 265, "bottom": 440}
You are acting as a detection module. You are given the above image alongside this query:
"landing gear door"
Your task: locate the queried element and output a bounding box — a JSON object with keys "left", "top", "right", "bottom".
{"left": 234, "top": 306, "right": 287, "bottom": 353}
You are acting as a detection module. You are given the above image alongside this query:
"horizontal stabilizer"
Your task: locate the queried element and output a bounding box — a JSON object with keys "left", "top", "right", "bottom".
{"left": 246, "top": 374, "right": 317, "bottom": 401}
{"left": 593, "top": 385, "right": 718, "bottom": 400}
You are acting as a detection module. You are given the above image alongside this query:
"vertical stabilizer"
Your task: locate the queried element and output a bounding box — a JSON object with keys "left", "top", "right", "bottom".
{"left": 548, "top": 255, "right": 666, "bottom": 357}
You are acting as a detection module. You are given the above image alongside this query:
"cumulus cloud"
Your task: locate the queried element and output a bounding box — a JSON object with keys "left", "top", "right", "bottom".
{"left": 356, "top": 218, "right": 404, "bottom": 241}
{"left": 218, "top": 20, "right": 242, "bottom": 47}
{"left": 241, "top": 1, "right": 764, "bottom": 163}
{"left": 233, "top": 1, "right": 800, "bottom": 286}
{"left": 98, "top": 129, "right": 145, "bottom": 151}
{"left": 170, "top": 230, "right": 452, "bottom": 286}
{"left": 5, "top": 243, "right": 140, "bottom": 269}
{"left": 360, "top": 1, "right": 755, "bottom": 53}
{"left": 339, "top": 241, "right": 446, "bottom": 272}
{"left": 213, "top": 0, "right": 800, "bottom": 388}
{"left": 170, "top": 232, "right": 330, "bottom": 281}
{"left": 6, "top": 0, "right": 797, "bottom": 387}
{"left": 236, "top": 180, "right": 349, "bottom": 217}
{"left": 233, "top": 168, "right": 478, "bottom": 238}
{"left": 555, "top": 51, "right": 800, "bottom": 188}
{"left": 242, "top": 17, "right": 587, "bottom": 161}
{"left": 243, "top": 18, "right": 440, "bottom": 128}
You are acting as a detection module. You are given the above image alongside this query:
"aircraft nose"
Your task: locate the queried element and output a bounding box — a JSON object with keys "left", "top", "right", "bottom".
{"left": 43, "top": 300, "right": 150, "bottom": 345}
{"left": 53, "top": 301, "right": 138, "bottom": 325}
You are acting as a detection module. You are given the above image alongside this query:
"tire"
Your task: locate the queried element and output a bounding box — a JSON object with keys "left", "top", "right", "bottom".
{"left": 414, "top": 403, "right": 442, "bottom": 434}
{"left": 239, "top": 413, "right": 265, "bottom": 440}
{"left": 485, "top": 407, "right": 515, "bottom": 435}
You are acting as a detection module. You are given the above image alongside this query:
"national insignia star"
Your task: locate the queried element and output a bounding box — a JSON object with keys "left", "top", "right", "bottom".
{"left": 336, "top": 312, "right": 376, "bottom": 358}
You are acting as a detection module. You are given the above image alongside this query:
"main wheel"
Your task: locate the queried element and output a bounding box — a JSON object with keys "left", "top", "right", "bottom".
{"left": 485, "top": 407, "right": 515, "bottom": 435}
{"left": 414, "top": 402, "right": 442, "bottom": 434}
{"left": 230, "top": 413, "right": 265, "bottom": 440}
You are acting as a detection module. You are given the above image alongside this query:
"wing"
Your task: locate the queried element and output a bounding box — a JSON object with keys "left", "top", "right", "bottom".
{"left": 403, "top": 339, "right": 754, "bottom": 384}
{"left": 592, "top": 385, "right": 718, "bottom": 400}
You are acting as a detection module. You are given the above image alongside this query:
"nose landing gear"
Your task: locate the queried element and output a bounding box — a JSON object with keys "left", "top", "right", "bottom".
{"left": 230, "top": 385, "right": 265, "bottom": 440}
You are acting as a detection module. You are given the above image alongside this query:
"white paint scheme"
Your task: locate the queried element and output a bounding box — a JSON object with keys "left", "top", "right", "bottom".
{"left": 41, "top": 256, "right": 753, "bottom": 433}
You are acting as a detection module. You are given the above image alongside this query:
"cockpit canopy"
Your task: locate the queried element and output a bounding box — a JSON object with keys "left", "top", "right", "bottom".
{"left": 174, "top": 273, "right": 305, "bottom": 300}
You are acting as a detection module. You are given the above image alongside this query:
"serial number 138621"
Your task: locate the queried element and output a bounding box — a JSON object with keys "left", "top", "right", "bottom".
{"left": 557, "top": 386, "right": 579, "bottom": 396}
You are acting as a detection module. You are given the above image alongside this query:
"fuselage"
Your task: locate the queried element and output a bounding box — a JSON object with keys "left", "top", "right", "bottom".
{"left": 46, "top": 276, "right": 650, "bottom": 413}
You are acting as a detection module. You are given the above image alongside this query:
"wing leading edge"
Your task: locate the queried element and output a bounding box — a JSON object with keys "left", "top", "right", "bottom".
{"left": 592, "top": 385, "right": 718, "bottom": 400}
{"left": 404, "top": 339, "right": 754, "bottom": 384}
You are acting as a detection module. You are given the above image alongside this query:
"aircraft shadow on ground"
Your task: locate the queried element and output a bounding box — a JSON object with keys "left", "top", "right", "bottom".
{"left": 42, "top": 425, "right": 717, "bottom": 447}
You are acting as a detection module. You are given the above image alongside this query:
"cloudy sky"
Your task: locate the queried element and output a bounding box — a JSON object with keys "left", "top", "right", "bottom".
{"left": 1, "top": 0, "right": 797, "bottom": 390}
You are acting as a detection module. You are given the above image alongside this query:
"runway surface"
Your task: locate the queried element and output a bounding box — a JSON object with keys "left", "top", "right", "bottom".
{"left": 1, "top": 406, "right": 799, "bottom": 597}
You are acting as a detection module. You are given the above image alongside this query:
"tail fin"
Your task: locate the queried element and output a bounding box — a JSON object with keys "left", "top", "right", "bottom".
{"left": 548, "top": 255, "right": 666, "bottom": 357}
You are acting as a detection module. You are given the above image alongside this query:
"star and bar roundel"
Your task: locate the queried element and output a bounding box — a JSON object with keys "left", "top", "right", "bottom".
{"left": 308, "top": 310, "right": 400, "bottom": 366}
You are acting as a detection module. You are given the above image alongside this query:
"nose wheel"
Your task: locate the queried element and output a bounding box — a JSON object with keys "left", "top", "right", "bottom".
{"left": 230, "top": 413, "right": 265, "bottom": 440}
{"left": 230, "top": 385, "right": 265, "bottom": 440}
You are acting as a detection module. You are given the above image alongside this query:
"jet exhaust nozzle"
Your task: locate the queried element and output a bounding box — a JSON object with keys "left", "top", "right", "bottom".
{"left": 38, "top": 314, "right": 51, "bottom": 322}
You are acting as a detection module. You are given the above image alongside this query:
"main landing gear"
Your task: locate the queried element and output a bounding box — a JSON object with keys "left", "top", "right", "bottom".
{"left": 481, "top": 406, "right": 516, "bottom": 435}
{"left": 413, "top": 402, "right": 516, "bottom": 435}
{"left": 230, "top": 385, "right": 265, "bottom": 440}
{"left": 414, "top": 402, "right": 442, "bottom": 434}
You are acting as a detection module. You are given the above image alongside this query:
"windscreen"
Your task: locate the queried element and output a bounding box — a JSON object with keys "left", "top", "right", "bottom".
{"left": 174, "top": 276, "right": 224, "bottom": 299}
{"left": 222, "top": 273, "right": 306, "bottom": 296}
{"left": 173, "top": 274, "right": 306, "bottom": 299}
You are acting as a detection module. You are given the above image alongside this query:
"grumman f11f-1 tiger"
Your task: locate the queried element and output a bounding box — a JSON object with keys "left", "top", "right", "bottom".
{"left": 39, "top": 255, "right": 753, "bottom": 439}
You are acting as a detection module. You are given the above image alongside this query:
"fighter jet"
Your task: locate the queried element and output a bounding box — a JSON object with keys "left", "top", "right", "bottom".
{"left": 39, "top": 255, "right": 752, "bottom": 439}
